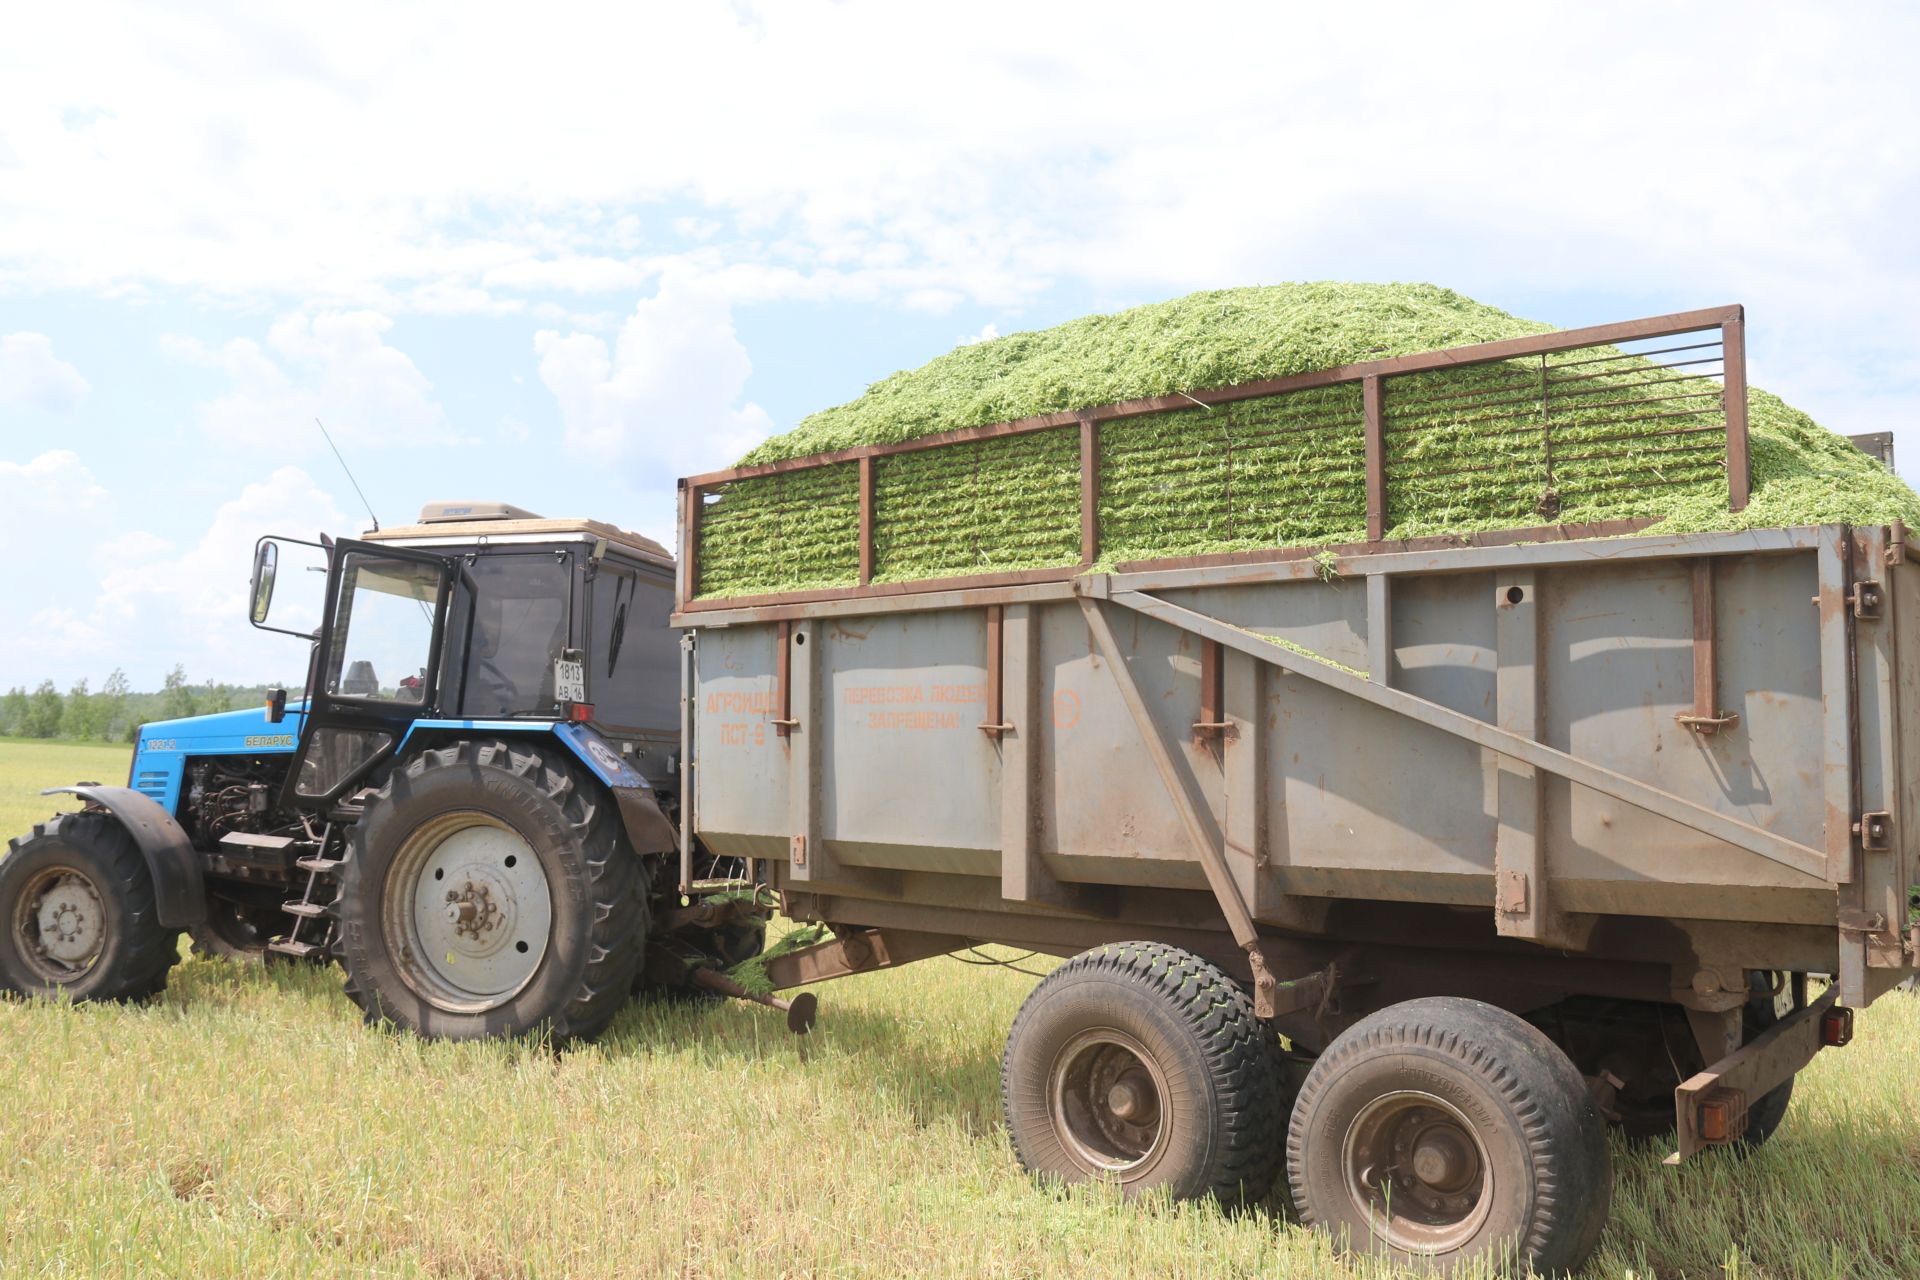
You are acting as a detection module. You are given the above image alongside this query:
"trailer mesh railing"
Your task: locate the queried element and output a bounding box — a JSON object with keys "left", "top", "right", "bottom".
{"left": 679, "top": 305, "right": 1750, "bottom": 608}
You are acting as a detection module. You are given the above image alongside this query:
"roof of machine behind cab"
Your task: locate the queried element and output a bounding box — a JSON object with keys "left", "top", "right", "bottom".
{"left": 362, "top": 501, "right": 674, "bottom": 568}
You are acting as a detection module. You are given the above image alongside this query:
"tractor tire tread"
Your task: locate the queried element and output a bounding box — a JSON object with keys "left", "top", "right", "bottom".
{"left": 0, "top": 811, "right": 181, "bottom": 1001}
{"left": 337, "top": 738, "right": 647, "bottom": 1044}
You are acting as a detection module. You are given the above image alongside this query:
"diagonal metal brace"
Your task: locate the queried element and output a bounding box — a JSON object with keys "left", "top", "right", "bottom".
{"left": 1108, "top": 589, "right": 1830, "bottom": 882}
{"left": 1077, "top": 597, "right": 1285, "bottom": 1016}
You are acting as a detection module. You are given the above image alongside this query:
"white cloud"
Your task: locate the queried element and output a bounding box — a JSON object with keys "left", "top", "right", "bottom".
{"left": 0, "top": 450, "right": 105, "bottom": 536}
{"left": 535, "top": 275, "right": 774, "bottom": 475}
{"left": 0, "top": 333, "right": 89, "bottom": 412}
{"left": 81, "top": 467, "right": 347, "bottom": 679}
{"left": 958, "top": 322, "right": 999, "bottom": 348}
{"left": 2, "top": 0, "right": 1912, "bottom": 352}
{"left": 168, "top": 310, "right": 450, "bottom": 452}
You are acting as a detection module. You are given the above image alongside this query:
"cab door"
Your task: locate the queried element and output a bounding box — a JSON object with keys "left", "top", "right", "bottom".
{"left": 283, "top": 539, "right": 456, "bottom": 810}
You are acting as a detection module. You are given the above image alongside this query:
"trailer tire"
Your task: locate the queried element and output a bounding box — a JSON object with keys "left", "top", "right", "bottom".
{"left": 1000, "top": 941, "right": 1285, "bottom": 1205}
{"left": 336, "top": 739, "right": 646, "bottom": 1044}
{"left": 1287, "top": 997, "right": 1610, "bottom": 1276}
{"left": 0, "top": 811, "right": 182, "bottom": 1001}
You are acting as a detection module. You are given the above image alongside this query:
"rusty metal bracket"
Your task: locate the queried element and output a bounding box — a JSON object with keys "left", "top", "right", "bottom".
{"left": 1678, "top": 559, "right": 1739, "bottom": 735}
{"left": 979, "top": 604, "right": 1015, "bottom": 737}
{"left": 758, "top": 926, "right": 966, "bottom": 992}
{"left": 1837, "top": 907, "right": 1889, "bottom": 936}
{"left": 1265, "top": 961, "right": 1337, "bottom": 1019}
{"left": 1192, "top": 638, "right": 1232, "bottom": 741}
{"left": 1668, "top": 987, "right": 1840, "bottom": 1163}
{"left": 1850, "top": 579, "right": 1884, "bottom": 619}
{"left": 1853, "top": 811, "right": 1892, "bottom": 852}
{"left": 1888, "top": 519, "right": 1908, "bottom": 566}
{"left": 774, "top": 619, "right": 798, "bottom": 736}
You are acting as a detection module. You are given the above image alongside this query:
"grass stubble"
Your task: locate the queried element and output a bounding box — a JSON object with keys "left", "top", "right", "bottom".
{"left": 0, "top": 742, "right": 1916, "bottom": 1278}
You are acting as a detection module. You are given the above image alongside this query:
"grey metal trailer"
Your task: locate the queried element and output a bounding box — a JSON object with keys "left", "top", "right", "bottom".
{"left": 671, "top": 307, "right": 1919, "bottom": 1274}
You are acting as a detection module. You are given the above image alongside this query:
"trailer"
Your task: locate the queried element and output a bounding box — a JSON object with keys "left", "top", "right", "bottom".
{"left": 673, "top": 307, "right": 1920, "bottom": 1273}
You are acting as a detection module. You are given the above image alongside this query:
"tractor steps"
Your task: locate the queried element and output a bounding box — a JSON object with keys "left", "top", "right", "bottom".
{"left": 267, "top": 939, "right": 326, "bottom": 959}
{"left": 281, "top": 900, "right": 329, "bottom": 919}
{"left": 295, "top": 857, "right": 344, "bottom": 874}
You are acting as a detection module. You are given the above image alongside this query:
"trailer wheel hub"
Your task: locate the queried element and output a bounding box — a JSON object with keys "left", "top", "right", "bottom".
{"left": 1047, "top": 1028, "right": 1170, "bottom": 1175}
{"left": 383, "top": 813, "right": 552, "bottom": 1012}
{"left": 1342, "top": 1090, "right": 1491, "bottom": 1252}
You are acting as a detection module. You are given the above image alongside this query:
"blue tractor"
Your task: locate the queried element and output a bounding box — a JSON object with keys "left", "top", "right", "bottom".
{"left": 0, "top": 502, "right": 764, "bottom": 1041}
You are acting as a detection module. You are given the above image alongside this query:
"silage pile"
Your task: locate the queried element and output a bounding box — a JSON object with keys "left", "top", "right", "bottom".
{"left": 695, "top": 283, "right": 1918, "bottom": 597}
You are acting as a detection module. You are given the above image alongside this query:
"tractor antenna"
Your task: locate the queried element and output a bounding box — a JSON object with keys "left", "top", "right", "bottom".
{"left": 315, "top": 417, "right": 380, "bottom": 532}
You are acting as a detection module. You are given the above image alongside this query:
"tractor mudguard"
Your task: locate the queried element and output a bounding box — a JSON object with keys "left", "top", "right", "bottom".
{"left": 40, "top": 785, "right": 208, "bottom": 928}
{"left": 549, "top": 723, "right": 679, "bottom": 855}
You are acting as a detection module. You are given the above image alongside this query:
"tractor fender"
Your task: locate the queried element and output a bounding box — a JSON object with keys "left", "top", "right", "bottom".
{"left": 548, "top": 723, "right": 679, "bottom": 855}
{"left": 40, "top": 785, "right": 208, "bottom": 928}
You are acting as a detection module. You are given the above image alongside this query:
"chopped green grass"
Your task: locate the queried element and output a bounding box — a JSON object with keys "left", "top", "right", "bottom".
{"left": 696, "top": 284, "right": 1920, "bottom": 597}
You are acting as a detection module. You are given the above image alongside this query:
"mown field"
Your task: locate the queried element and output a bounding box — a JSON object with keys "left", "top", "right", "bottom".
{"left": 1, "top": 740, "right": 1916, "bottom": 1279}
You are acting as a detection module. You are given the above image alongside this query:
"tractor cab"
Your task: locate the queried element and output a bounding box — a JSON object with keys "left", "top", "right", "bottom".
{"left": 251, "top": 502, "right": 683, "bottom": 809}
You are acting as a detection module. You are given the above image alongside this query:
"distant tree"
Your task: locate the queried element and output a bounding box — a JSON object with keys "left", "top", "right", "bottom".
{"left": 23, "top": 680, "right": 64, "bottom": 738}
{"left": 0, "top": 686, "right": 24, "bottom": 736}
{"left": 99, "top": 669, "right": 131, "bottom": 742}
{"left": 62, "top": 677, "right": 100, "bottom": 741}
{"left": 161, "top": 665, "right": 196, "bottom": 721}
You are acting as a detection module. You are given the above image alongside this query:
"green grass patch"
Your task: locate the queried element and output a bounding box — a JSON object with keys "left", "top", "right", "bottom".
{"left": 696, "top": 284, "right": 1920, "bottom": 597}
{"left": 0, "top": 744, "right": 1916, "bottom": 1276}
{"left": 0, "top": 740, "right": 132, "bottom": 837}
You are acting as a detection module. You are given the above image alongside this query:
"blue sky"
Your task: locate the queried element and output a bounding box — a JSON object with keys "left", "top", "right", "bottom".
{"left": 2, "top": 1, "right": 1917, "bottom": 689}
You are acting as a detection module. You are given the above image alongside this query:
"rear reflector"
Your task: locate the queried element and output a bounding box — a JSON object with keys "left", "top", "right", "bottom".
{"left": 1820, "top": 1006, "right": 1854, "bottom": 1047}
{"left": 567, "top": 702, "right": 596, "bottom": 723}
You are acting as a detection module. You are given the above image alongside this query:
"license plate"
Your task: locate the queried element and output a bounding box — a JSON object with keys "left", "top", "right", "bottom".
{"left": 554, "top": 658, "right": 586, "bottom": 703}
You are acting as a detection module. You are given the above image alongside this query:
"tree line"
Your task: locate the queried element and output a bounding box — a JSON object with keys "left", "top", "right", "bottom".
{"left": 0, "top": 666, "right": 291, "bottom": 743}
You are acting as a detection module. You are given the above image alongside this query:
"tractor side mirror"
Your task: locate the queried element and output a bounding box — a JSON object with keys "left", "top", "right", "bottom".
{"left": 248, "top": 535, "right": 330, "bottom": 639}
{"left": 250, "top": 540, "right": 278, "bottom": 624}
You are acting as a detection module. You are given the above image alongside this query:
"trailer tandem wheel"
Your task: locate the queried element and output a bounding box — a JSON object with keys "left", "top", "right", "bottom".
{"left": 0, "top": 811, "right": 182, "bottom": 1001}
{"left": 336, "top": 739, "right": 646, "bottom": 1043}
{"left": 1000, "top": 941, "right": 1286, "bottom": 1205}
{"left": 1286, "top": 996, "right": 1611, "bottom": 1276}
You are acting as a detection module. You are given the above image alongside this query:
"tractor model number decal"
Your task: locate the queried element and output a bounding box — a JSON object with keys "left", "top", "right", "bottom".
{"left": 144, "top": 739, "right": 177, "bottom": 752}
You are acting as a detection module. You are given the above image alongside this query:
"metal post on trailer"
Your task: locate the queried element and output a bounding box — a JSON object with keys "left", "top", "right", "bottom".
{"left": 1722, "top": 308, "right": 1751, "bottom": 512}
{"left": 1362, "top": 374, "right": 1386, "bottom": 541}
{"left": 1078, "top": 416, "right": 1099, "bottom": 567}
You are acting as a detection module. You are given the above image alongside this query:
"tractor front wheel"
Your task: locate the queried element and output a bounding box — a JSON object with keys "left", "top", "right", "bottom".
{"left": 0, "top": 811, "right": 182, "bottom": 1001}
{"left": 336, "top": 739, "right": 646, "bottom": 1043}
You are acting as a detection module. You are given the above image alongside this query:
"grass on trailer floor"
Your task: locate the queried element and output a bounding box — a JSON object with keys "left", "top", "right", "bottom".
{"left": 2, "top": 741, "right": 1917, "bottom": 1279}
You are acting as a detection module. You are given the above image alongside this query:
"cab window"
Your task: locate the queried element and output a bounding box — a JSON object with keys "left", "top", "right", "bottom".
{"left": 448, "top": 552, "right": 575, "bottom": 718}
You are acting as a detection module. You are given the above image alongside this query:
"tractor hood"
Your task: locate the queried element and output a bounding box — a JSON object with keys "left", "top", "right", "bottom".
{"left": 136, "top": 703, "right": 307, "bottom": 755}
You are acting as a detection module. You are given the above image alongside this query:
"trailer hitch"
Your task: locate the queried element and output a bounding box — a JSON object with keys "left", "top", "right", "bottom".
{"left": 689, "top": 965, "right": 818, "bottom": 1035}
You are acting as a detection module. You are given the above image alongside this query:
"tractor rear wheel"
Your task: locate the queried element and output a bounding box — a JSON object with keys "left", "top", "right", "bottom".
{"left": 1000, "top": 941, "right": 1285, "bottom": 1205}
{"left": 336, "top": 739, "right": 646, "bottom": 1043}
{"left": 0, "top": 811, "right": 182, "bottom": 1001}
